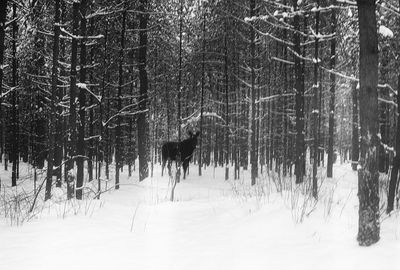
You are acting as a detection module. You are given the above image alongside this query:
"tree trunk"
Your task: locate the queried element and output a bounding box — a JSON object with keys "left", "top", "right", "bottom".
{"left": 128, "top": 27, "right": 136, "bottom": 178}
{"left": 45, "top": 0, "right": 61, "bottom": 200}
{"left": 116, "top": 7, "right": 127, "bottom": 189}
{"left": 137, "top": 0, "right": 150, "bottom": 181}
{"left": 54, "top": 0, "right": 65, "bottom": 187}
{"left": 312, "top": 0, "right": 320, "bottom": 199}
{"left": 386, "top": 74, "right": 400, "bottom": 214}
{"left": 199, "top": 8, "right": 206, "bottom": 177}
{"left": 224, "top": 17, "right": 229, "bottom": 181}
{"left": 76, "top": 0, "right": 88, "bottom": 200}
{"left": 98, "top": 21, "right": 109, "bottom": 198}
{"left": 174, "top": 0, "right": 183, "bottom": 185}
{"left": 294, "top": 0, "right": 305, "bottom": 184}
{"left": 87, "top": 19, "right": 95, "bottom": 183}
{"left": 356, "top": 0, "right": 380, "bottom": 246}
{"left": 250, "top": 0, "right": 257, "bottom": 185}
{"left": 67, "top": 1, "right": 80, "bottom": 199}
{"left": 11, "top": 3, "right": 18, "bottom": 187}
{"left": 351, "top": 81, "right": 359, "bottom": 170}
{"left": 0, "top": 0, "right": 7, "bottom": 164}
{"left": 61, "top": 0, "right": 68, "bottom": 187}
{"left": 327, "top": 7, "right": 337, "bottom": 178}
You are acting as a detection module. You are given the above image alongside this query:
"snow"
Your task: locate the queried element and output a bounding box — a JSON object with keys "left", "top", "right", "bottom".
{"left": 76, "top": 82, "right": 88, "bottom": 89}
{"left": 379, "top": 25, "right": 394, "bottom": 38}
{"left": 0, "top": 162, "right": 399, "bottom": 270}
{"left": 348, "top": 7, "right": 353, "bottom": 17}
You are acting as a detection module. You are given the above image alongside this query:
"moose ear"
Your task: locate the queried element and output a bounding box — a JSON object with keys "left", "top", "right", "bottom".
{"left": 188, "top": 130, "right": 193, "bottom": 137}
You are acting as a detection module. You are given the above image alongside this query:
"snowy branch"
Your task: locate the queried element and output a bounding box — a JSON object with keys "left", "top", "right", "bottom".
{"left": 77, "top": 83, "right": 102, "bottom": 103}
{"left": 257, "top": 93, "right": 295, "bottom": 104}
{"left": 271, "top": 56, "right": 294, "bottom": 65}
{"left": 103, "top": 108, "right": 148, "bottom": 127}
{"left": 378, "top": 97, "right": 397, "bottom": 108}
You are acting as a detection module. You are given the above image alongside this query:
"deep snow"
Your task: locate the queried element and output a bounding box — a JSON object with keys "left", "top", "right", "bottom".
{"left": 0, "top": 162, "right": 399, "bottom": 270}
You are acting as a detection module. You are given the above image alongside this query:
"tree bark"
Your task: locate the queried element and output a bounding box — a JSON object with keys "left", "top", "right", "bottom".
{"left": 199, "top": 7, "right": 206, "bottom": 177}
{"left": 224, "top": 16, "right": 229, "bottom": 181}
{"left": 351, "top": 81, "right": 359, "bottom": 171}
{"left": 250, "top": 0, "right": 257, "bottom": 185}
{"left": 115, "top": 6, "right": 127, "bottom": 189}
{"left": 312, "top": 0, "right": 320, "bottom": 199}
{"left": 294, "top": 0, "right": 305, "bottom": 184}
{"left": 67, "top": 1, "right": 80, "bottom": 199}
{"left": 176, "top": 0, "right": 183, "bottom": 184}
{"left": 76, "top": 0, "right": 88, "bottom": 200}
{"left": 45, "top": 0, "right": 61, "bottom": 200}
{"left": 11, "top": 3, "right": 18, "bottom": 187}
{"left": 137, "top": 0, "right": 150, "bottom": 181}
{"left": 54, "top": 0, "right": 66, "bottom": 187}
{"left": 87, "top": 19, "right": 95, "bottom": 183}
{"left": 386, "top": 74, "right": 400, "bottom": 214}
{"left": 97, "top": 21, "right": 109, "bottom": 198}
{"left": 327, "top": 7, "right": 336, "bottom": 178}
{"left": 356, "top": 0, "right": 380, "bottom": 246}
{"left": 0, "top": 0, "right": 7, "bottom": 166}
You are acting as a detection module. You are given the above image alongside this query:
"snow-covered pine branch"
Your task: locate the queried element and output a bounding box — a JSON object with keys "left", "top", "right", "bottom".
{"left": 336, "top": 0, "right": 356, "bottom": 6}
{"left": 76, "top": 83, "right": 102, "bottom": 103}
{"left": 378, "top": 97, "right": 397, "bottom": 108}
{"left": 102, "top": 107, "right": 148, "bottom": 128}
{"left": 378, "top": 2, "right": 400, "bottom": 17}
{"left": 256, "top": 93, "right": 295, "bottom": 104}
{"left": 271, "top": 56, "right": 294, "bottom": 65}
{"left": 60, "top": 27, "right": 104, "bottom": 40}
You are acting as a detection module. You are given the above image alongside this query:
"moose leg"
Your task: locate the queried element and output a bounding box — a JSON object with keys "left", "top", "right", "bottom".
{"left": 162, "top": 159, "right": 166, "bottom": 176}
{"left": 183, "top": 160, "right": 189, "bottom": 179}
{"left": 167, "top": 160, "right": 172, "bottom": 176}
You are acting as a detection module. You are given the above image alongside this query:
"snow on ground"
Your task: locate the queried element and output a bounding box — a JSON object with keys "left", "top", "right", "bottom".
{"left": 0, "top": 162, "right": 399, "bottom": 270}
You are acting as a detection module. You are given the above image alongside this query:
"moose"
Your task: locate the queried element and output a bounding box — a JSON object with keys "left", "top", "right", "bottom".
{"left": 161, "top": 131, "right": 200, "bottom": 179}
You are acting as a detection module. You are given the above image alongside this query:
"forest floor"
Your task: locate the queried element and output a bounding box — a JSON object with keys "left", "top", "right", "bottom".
{"left": 0, "top": 161, "right": 399, "bottom": 270}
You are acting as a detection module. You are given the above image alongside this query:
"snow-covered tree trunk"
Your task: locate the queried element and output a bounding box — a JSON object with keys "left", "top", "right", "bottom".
{"left": 0, "top": 0, "right": 7, "bottom": 163}
{"left": 351, "top": 81, "right": 359, "bottom": 171}
{"left": 312, "top": 0, "right": 320, "bottom": 199}
{"left": 198, "top": 7, "right": 206, "bottom": 177}
{"left": 45, "top": 0, "right": 61, "bottom": 200}
{"left": 327, "top": 7, "right": 336, "bottom": 178}
{"left": 175, "top": 0, "right": 183, "bottom": 185}
{"left": 87, "top": 20, "right": 95, "bottom": 183}
{"left": 386, "top": 74, "right": 400, "bottom": 214}
{"left": 293, "top": 0, "right": 305, "bottom": 184}
{"left": 250, "top": 0, "right": 258, "bottom": 185}
{"left": 67, "top": 1, "right": 80, "bottom": 199}
{"left": 137, "top": 0, "right": 150, "bottom": 182}
{"left": 55, "top": 0, "right": 66, "bottom": 187}
{"left": 76, "top": 0, "right": 88, "bottom": 200}
{"left": 116, "top": 6, "right": 127, "bottom": 189}
{"left": 234, "top": 52, "right": 240, "bottom": 179}
{"left": 224, "top": 16, "right": 229, "bottom": 181}
{"left": 356, "top": 0, "right": 380, "bottom": 246}
{"left": 11, "top": 3, "right": 18, "bottom": 187}
{"left": 99, "top": 21, "right": 109, "bottom": 191}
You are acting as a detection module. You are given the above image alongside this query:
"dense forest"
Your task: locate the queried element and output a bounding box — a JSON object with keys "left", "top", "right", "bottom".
{"left": 0, "top": 0, "right": 399, "bottom": 247}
